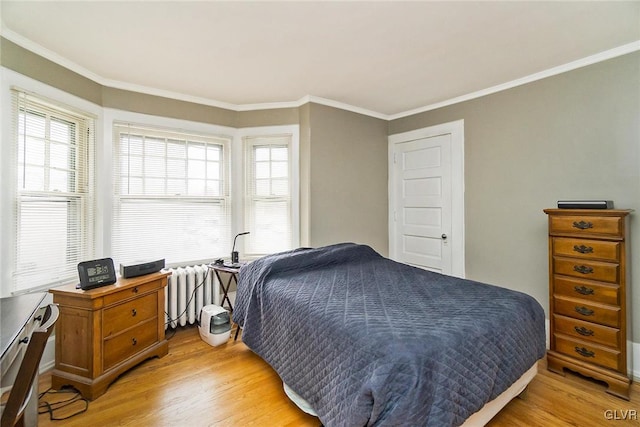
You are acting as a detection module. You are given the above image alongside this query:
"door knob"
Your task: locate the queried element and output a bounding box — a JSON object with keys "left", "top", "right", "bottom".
{"left": 441, "top": 234, "right": 447, "bottom": 240}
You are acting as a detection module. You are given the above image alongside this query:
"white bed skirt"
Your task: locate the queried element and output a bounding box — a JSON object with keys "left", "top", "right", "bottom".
{"left": 460, "top": 362, "right": 538, "bottom": 426}
{"left": 283, "top": 361, "right": 539, "bottom": 426}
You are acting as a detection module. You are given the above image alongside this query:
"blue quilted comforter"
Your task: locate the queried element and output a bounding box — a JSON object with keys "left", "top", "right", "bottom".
{"left": 233, "top": 243, "right": 546, "bottom": 426}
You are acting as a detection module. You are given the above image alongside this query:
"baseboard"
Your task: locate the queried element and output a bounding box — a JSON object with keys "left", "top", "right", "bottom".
{"left": 545, "top": 318, "right": 550, "bottom": 350}
{"left": 632, "top": 341, "right": 640, "bottom": 381}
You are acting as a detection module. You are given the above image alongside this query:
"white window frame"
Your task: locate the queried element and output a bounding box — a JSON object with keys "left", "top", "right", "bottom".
{"left": 236, "top": 125, "right": 300, "bottom": 258}
{"left": 0, "top": 68, "right": 102, "bottom": 297}
{"left": 112, "top": 122, "right": 232, "bottom": 267}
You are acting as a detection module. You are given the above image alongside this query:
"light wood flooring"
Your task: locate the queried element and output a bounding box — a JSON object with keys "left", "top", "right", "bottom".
{"left": 36, "top": 326, "right": 639, "bottom": 426}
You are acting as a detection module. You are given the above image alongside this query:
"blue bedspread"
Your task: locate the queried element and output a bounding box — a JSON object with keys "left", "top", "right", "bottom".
{"left": 233, "top": 243, "right": 546, "bottom": 426}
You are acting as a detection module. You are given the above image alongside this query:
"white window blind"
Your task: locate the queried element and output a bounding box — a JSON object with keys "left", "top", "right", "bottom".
{"left": 244, "top": 134, "right": 292, "bottom": 255}
{"left": 11, "top": 89, "right": 95, "bottom": 293}
{"left": 113, "top": 124, "right": 231, "bottom": 267}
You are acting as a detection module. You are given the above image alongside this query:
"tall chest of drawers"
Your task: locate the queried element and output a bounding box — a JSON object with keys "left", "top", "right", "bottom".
{"left": 49, "top": 271, "right": 170, "bottom": 400}
{"left": 544, "top": 209, "right": 632, "bottom": 399}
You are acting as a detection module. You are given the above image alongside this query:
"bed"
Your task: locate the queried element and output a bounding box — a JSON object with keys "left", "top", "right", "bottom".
{"left": 233, "top": 243, "right": 546, "bottom": 426}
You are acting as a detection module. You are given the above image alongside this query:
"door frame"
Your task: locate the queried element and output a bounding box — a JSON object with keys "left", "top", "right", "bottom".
{"left": 388, "top": 120, "right": 465, "bottom": 277}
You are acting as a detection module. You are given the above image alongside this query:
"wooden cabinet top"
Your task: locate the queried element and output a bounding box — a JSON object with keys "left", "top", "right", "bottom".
{"left": 49, "top": 271, "right": 171, "bottom": 300}
{"left": 543, "top": 209, "right": 632, "bottom": 217}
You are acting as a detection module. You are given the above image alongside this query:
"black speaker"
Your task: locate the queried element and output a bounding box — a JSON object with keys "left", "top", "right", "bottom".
{"left": 120, "top": 259, "right": 165, "bottom": 278}
{"left": 557, "top": 200, "right": 613, "bottom": 209}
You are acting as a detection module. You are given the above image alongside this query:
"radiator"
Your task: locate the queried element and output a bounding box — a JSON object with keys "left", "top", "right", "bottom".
{"left": 165, "top": 265, "right": 220, "bottom": 329}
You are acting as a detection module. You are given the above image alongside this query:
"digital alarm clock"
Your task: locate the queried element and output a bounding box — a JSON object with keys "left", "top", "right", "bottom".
{"left": 77, "top": 258, "right": 117, "bottom": 290}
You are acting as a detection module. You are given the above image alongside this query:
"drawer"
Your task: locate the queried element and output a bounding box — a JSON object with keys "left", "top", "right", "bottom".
{"left": 552, "top": 237, "right": 620, "bottom": 262}
{"left": 553, "top": 276, "right": 619, "bottom": 305}
{"left": 554, "top": 295, "right": 620, "bottom": 328}
{"left": 1, "top": 328, "right": 29, "bottom": 379}
{"left": 103, "top": 293, "right": 158, "bottom": 338}
{"left": 549, "top": 215, "right": 623, "bottom": 238}
{"left": 553, "top": 314, "right": 619, "bottom": 348}
{"left": 554, "top": 334, "right": 621, "bottom": 371}
{"left": 553, "top": 257, "right": 618, "bottom": 283}
{"left": 103, "top": 319, "right": 158, "bottom": 371}
{"left": 103, "top": 279, "right": 164, "bottom": 306}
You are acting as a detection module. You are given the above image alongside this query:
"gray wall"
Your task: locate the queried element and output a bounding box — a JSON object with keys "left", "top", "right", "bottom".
{"left": 307, "top": 104, "right": 389, "bottom": 255}
{"left": 390, "top": 51, "right": 640, "bottom": 341}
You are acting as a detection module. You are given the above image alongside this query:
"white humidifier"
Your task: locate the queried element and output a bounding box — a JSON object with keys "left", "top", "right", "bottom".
{"left": 198, "top": 304, "right": 231, "bottom": 346}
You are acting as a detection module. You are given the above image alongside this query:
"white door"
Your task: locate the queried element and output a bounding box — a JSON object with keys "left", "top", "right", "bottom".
{"left": 388, "top": 120, "right": 464, "bottom": 277}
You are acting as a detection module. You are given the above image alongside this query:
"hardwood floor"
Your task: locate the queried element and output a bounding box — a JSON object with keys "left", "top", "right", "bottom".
{"left": 37, "top": 326, "right": 639, "bottom": 426}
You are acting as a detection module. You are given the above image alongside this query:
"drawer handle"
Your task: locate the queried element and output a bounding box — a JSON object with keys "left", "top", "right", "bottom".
{"left": 132, "top": 338, "right": 138, "bottom": 346}
{"left": 132, "top": 309, "right": 137, "bottom": 317}
{"left": 133, "top": 287, "right": 139, "bottom": 294}
{"left": 572, "top": 221, "right": 593, "bottom": 230}
{"left": 574, "top": 285, "right": 594, "bottom": 296}
{"left": 573, "top": 244, "right": 594, "bottom": 254}
{"left": 574, "top": 346, "right": 595, "bottom": 358}
{"left": 18, "top": 337, "right": 29, "bottom": 345}
{"left": 574, "top": 326, "right": 595, "bottom": 336}
{"left": 573, "top": 265, "right": 594, "bottom": 275}
{"left": 575, "top": 306, "right": 595, "bottom": 316}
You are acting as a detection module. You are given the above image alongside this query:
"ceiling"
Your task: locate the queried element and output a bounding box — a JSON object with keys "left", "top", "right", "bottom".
{"left": 2, "top": 1, "right": 639, "bottom": 118}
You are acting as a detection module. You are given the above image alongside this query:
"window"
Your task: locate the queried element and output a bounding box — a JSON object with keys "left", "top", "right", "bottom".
{"left": 11, "top": 89, "right": 95, "bottom": 293}
{"left": 113, "top": 124, "right": 232, "bottom": 267}
{"left": 244, "top": 134, "right": 293, "bottom": 255}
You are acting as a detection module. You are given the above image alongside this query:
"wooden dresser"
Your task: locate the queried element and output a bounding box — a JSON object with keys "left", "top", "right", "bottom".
{"left": 49, "top": 271, "right": 170, "bottom": 400}
{"left": 544, "top": 208, "right": 632, "bottom": 399}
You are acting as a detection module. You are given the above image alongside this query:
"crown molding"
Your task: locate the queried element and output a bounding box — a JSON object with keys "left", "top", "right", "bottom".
{"left": 388, "top": 40, "right": 640, "bottom": 121}
{"left": 301, "top": 95, "right": 389, "bottom": 120}
{"left": 3, "top": 28, "right": 639, "bottom": 121}
{"left": 3, "top": 28, "right": 106, "bottom": 83}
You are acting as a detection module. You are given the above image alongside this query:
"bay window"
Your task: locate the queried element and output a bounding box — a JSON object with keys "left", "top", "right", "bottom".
{"left": 2, "top": 75, "right": 299, "bottom": 297}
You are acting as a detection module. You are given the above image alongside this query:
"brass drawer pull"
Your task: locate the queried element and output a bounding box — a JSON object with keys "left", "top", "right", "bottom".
{"left": 573, "top": 244, "right": 593, "bottom": 254}
{"left": 573, "top": 265, "right": 594, "bottom": 274}
{"left": 574, "top": 326, "right": 594, "bottom": 336}
{"left": 132, "top": 337, "right": 138, "bottom": 346}
{"left": 575, "top": 306, "right": 595, "bottom": 316}
{"left": 132, "top": 309, "right": 137, "bottom": 317}
{"left": 574, "top": 346, "right": 595, "bottom": 358}
{"left": 574, "top": 285, "right": 594, "bottom": 295}
{"left": 572, "top": 221, "right": 593, "bottom": 230}
{"left": 133, "top": 287, "right": 139, "bottom": 294}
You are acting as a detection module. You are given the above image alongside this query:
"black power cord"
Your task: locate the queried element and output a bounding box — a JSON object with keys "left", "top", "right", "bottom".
{"left": 38, "top": 387, "right": 89, "bottom": 421}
